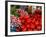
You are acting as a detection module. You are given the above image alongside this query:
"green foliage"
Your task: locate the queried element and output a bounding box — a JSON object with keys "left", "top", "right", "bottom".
{"left": 10, "top": 5, "right": 20, "bottom": 17}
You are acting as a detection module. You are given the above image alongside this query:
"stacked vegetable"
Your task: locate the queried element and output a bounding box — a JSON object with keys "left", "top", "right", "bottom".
{"left": 10, "top": 5, "right": 42, "bottom": 32}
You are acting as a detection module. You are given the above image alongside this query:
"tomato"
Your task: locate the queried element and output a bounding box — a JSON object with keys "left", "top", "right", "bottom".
{"left": 30, "top": 23, "right": 35, "bottom": 29}
{"left": 24, "top": 15, "right": 29, "bottom": 20}
{"left": 26, "top": 19, "right": 31, "bottom": 23}
{"left": 36, "top": 25, "right": 42, "bottom": 31}
{"left": 21, "top": 25, "right": 27, "bottom": 31}
{"left": 26, "top": 24, "right": 30, "bottom": 28}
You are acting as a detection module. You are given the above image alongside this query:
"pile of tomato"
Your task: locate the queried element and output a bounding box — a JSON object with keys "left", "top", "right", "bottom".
{"left": 19, "top": 15, "right": 42, "bottom": 31}
{"left": 10, "top": 9, "right": 42, "bottom": 32}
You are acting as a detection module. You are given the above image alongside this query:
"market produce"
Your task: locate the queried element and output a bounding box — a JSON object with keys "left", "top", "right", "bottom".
{"left": 10, "top": 6, "right": 42, "bottom": 32}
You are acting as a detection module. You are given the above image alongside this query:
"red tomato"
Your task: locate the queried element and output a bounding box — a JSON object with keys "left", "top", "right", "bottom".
{"left": 35, "top": 20, "right": 39, "bottom": 26}
{"left": 30, "top": 23, "right": 35, "bottom": 29}
{"left": 37, "top": 25, "right": 42, "bottom": 31}
{"left": 26, "top": 24, "right": 30, "bottom": 28}
{"left": 28, "top": 29, "right": 31, "bottom": 31}
{"left": 26, "top": 19, "right": 31, "bottom": 23}
{"left": 24, "top": 15, "right": 29, "bottom": 20}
